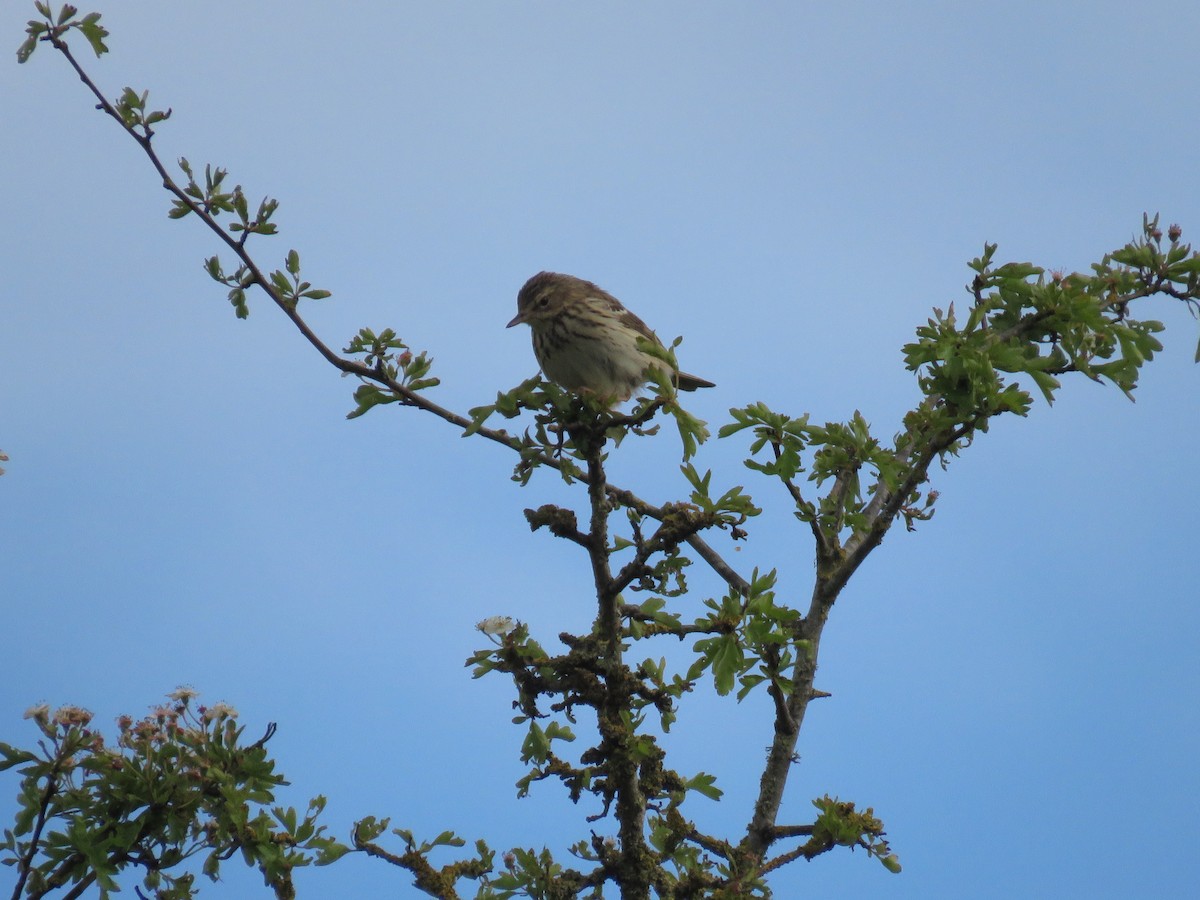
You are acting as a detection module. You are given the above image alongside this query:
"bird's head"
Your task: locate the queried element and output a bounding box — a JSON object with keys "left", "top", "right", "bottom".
{"left": 507, "top": 271, "right": 577, "bottom": 329}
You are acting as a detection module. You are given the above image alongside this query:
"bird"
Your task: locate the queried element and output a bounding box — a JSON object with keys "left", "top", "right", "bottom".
{"left": 507, "top": 271, "right": 714, "bottom": 402}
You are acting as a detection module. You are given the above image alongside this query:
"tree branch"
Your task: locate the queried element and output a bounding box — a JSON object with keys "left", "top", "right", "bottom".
{"left": 10, "top": 764, "right": 59, "bottom": 900}
{"left": 47, "top": 34, "right": 756, "bottom": 607}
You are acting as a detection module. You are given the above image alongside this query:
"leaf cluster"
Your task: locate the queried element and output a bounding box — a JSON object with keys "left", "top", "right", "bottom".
{"left": 17, "top": 4, "right": 106, "bottom": 64}
{"left": 1, "top": 693, "right": 346, "bottom": 899}
{"left": 791, "top": 796, "right": 900, "bottom": 874}
{"left": 904, "top": 214, "right": 1193, "bottom": 414}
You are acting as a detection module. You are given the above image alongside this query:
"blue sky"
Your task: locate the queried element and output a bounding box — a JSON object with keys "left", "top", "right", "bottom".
{"left": 3, "top": 2, "right": 1198, "bottom": 897}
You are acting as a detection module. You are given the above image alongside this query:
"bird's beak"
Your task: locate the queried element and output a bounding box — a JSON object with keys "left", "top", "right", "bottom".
{"left": 506, "top": 312, "right": 525, "bottom": 328}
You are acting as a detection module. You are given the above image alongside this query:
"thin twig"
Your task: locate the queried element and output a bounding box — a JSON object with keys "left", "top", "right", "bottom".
{"left": 770, "top": 441, "right": 829, "bottom": 557}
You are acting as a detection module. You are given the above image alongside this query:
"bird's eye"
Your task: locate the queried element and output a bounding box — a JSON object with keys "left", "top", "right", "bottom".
{"left": 537, "top": 295, "right": 550, "bottom": 308}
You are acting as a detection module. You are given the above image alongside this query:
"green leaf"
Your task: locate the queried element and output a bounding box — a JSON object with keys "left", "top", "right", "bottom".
{"left": 736, "top": 673, "right": 767, "bottom": 701}
{"left": 315, "top": 841, "right": 352, "bottom": 865}
{"left": 521, "top": 722, "right": 550, "bottom": 763}
{"left": 286, "top": 249, "right": 300, "bottom": 276}
{"left": 710, "top": 634, "right": 742, "bottom": 696}
{"left": 269, "top": 270, "right": 292, "bottom": 294}
{"left": 16, "top": 36, "right": 38, "bottom": 64}
{"left": 1027, "top": 369, "right": 1060, "bottom": 405}
{"left": 670, "top": 403, "right": 710, "bottom": 461}
{"left": 1166, "top": 254, "right": 1200, "bottom": 276}
{"left": 346, "top": 384, "right": 400, "bottom": 419}
{"left": 685, "top": 772, "right": 723, "bottom": 800}
{"left": 229, "top": 287, "right": 248, "bottom": 318}
{"left": 544, "top": 721, "right": 575, "bottom": 743}
{"left": 717, "top": 421, "right": 752, "bottom": 440}
{"left": 685, "top": 650, "right": 711, "bottom": 683}
{"left": 1111, "top": 244, "right": 1156, "bottom": 268}
{"left": 0, "top": 743, "right": 38, "bottom": 771}
{"left": 992, "top": 261, "right": 1043, "bottom": 280}
{"left": 680, "top": 463, "right": 711, "bottom": 499}
{"left": 16, "top": 20, "right": 46, "bottom": 64}
{"left": 276, "top": 805, "right": 298, "bottom": 834}
{"left": 354, "top": 816, "right": 389, "bottom": 843}
{"left": 232, "top": 189, "right": 249, "bottom": 223}
{"left": 463, "top": 403, "right": 496, "bottom": 436}
{"left": 749, "top": 567, "right": 777, "bottom": 597}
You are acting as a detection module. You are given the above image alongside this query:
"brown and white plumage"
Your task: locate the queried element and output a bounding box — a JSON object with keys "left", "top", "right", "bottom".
{"left": 507, "top": 271, "right": 714, "bottom": 401}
